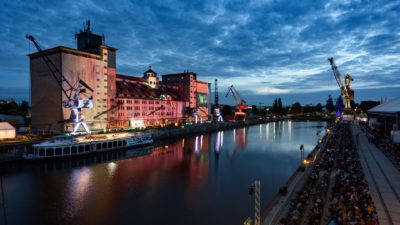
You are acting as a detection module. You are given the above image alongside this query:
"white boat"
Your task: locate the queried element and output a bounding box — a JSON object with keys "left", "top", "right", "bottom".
{"left": 23, "top": 132, "right": 153, "bottom": 160}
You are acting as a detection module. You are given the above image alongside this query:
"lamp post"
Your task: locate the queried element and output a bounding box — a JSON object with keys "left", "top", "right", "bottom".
{"left": 299, "top": 144, "right": 304, "bottom": 167}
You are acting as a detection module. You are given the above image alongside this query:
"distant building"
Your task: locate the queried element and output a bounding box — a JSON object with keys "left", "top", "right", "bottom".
{"left": 28, "top": 21, "right": 210, "bottom": 133}
{"left": 0, "top": 122, "right": 16, "bottom": 140}
{"left": 162, "top": 71, "right": 211, "bottom": 119}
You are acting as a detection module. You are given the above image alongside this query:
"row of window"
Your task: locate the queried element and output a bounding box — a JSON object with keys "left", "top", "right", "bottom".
{"left": 119, "top": 99, "right": 175, "bottom": 105}
{"left": 36, "top": 140, "right": 128, "bottom": 157}
{"left": 118, "top": 106, "right": 176, "bottom": 111}
{"left": 118, "top": 112, "right": 176, "bottom": 118}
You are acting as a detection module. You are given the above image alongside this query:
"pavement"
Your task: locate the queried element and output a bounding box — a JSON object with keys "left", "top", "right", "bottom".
{"left": 352, "top": 124, "right": 400, "bottom": 225}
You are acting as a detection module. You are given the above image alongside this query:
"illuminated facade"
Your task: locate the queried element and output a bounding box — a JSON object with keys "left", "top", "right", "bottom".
{"left": 28, "top": 22, "right": 210, "bottom": 133}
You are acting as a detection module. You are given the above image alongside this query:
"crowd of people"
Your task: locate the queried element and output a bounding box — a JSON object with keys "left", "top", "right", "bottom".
{"left": 279, "top": 122, "right": 379, "bottom": 225}
{"left": 327, "top": 123, "right": 378, "bottom": 225}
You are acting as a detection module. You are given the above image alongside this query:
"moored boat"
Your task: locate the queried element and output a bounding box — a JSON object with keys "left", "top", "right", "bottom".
{"left": 23, "top": 132, "right": 153, "bottom": 160}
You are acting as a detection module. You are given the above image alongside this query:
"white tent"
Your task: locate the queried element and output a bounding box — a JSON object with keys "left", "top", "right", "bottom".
{"left": 368, "top": 97, "right": 400, "bottom": 114}
{"left": 0, "top": 122, "right": 16, "bottom": 140}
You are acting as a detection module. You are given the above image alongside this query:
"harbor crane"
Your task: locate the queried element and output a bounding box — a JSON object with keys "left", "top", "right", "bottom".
{"left": 328, "top": 57, "right": 354, "bottom": 110}
{"left": 225, "top": 85, "right": 249, "bottom": 121}
{"left": 213, "top": 79, "right": 223, "bottom": 122}
{"left": 26, "top": 34, "right": 94, "bottom": 135}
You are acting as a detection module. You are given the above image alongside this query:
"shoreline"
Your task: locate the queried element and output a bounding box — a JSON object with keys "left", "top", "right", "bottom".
{"left": 0, "top": 118, "right": 286, "bottom": 163}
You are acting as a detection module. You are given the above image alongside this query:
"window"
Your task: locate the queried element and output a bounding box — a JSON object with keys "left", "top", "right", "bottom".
{"left": 102, "top": 142, "right": 107, "bottom": 149}
{"left": 78, "top": 145, "right": 84, "bottom": 153}
{"left": 118, "top": 141, "right": 122, "bottom": 147}
{"left": 39, "top": 149, "right": 45, "bottom": 156}
{"left": 85, "top": 145, "right": 90, "bottom": 152}
{"left": 47, "top": 148, "right": 54, "bottom": 156}
{"left": 113, "top": 141, "right": 117, "bottom": 147}
{"left": 55, "top": 148, "right": 62, "bottom": 156}
{"left": 71, "top": 146, "right": 77, "bottom": 154}
{"left": 108, "top": 142, "right": 112, "bottom": 148}
{"left": 134, "top": 100, "right": 139, "bottom": 104}
{"left": 97, "top": 143, "right": 102, "bottom": 150}
{"left": 63, "top": 147, "right": 71, "bottom": 155}
{"left": 142, "top": 100, "right": 147, "bottom": 104}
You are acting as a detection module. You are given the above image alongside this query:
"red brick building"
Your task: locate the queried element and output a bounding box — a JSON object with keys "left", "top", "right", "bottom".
{"left": 28, "top": 21, "right": 210, "bottom": 133}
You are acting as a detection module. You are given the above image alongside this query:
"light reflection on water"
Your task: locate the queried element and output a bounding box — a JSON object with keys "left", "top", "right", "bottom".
{"left": 1, "top": 121, "right": 326, "bottom": 225}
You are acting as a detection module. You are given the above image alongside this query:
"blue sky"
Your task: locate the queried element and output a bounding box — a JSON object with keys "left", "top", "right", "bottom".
{"left": 0, "top": 0, "right": 399, "bottom": 105}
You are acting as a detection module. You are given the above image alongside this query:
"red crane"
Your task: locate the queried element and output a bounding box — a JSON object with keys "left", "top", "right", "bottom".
{"left": 225, "top": 85, "right": 250, "bottom": 120}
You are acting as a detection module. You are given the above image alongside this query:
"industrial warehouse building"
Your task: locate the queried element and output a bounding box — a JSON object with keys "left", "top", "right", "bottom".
{"left": 28, "top": 21, "right": 210, "bottom": 133}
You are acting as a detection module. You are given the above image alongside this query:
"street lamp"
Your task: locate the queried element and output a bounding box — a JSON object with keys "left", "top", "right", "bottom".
{"left": 299, "top": 144, "right": 304, "bottom": 168}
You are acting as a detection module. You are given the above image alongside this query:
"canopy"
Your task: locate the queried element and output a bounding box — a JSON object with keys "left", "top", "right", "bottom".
{"left": 368, "top": 97, "right": 400, "bottom": 114}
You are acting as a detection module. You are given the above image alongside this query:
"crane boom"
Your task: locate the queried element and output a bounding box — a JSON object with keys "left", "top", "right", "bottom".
{"left": 225, "top": 85, "right": 248, "bottom": 120}
{"left": 26, "top": 34, "right": 76, "bottom": 100}
{"left": 27, "top": 34, "right": 94, "bottom": 134}
{"left": 328, "top": 57, "right": 344, "bottom": 89}
{"left": 327, "top": 57, "right": 354, "bottom": 110}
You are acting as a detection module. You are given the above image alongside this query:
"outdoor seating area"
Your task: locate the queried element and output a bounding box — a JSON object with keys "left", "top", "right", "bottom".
{"left": 279, "top": 122, "right": 379, "bottom": 225}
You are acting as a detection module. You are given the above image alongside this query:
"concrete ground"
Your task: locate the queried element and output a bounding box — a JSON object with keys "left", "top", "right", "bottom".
{"left": 352, "top": 124, "right": 400, "bottom": 225}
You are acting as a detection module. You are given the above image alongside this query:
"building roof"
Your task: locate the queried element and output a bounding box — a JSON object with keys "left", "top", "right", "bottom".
{"left": 28, "top": 46, "right": 102, "bottom": 60}
{"left": 0, "top": 122, "right": 15, "bottom": 131}
{"left": 144, "top": 66, "right": 156, "bottom": 75}
{"left": 117, "top": 74, "right": 145, "bottom": 82}
{"left": 368, "top": 97, "right": 400, "bottom": 114}
{"left": 116, "top": 80, "right": 182, "bottom": 101}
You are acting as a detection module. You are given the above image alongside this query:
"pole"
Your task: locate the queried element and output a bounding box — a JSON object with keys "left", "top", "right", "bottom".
{"left": 300, "top": 144, "right": 304, "bottom": 166}
{"left": 1, "top": 175, "right": 7, "bottom": 225}
{"left": 254, "top": 180, "right": 260, "bottom": 225}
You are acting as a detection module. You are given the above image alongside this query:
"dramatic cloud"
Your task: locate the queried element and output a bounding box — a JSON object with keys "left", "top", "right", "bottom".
{"left": 0, "top": 0, "right": 399, "bottom": 104}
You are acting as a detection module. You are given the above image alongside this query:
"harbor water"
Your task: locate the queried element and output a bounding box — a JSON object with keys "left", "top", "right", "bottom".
{"left": 0, "top": 121, "right": 326, "bottom": 225}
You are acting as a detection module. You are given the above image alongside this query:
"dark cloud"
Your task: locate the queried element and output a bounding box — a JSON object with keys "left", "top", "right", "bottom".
{"left": 0, "top": 0, "right": 399, "bottom": 104}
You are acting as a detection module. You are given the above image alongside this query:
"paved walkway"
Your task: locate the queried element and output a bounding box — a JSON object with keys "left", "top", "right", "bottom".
{"left": 262, "top": 169, "right": 309, "bottom": 225}
{"left": 352, "top": 124, "right": 400, "bottom": 225}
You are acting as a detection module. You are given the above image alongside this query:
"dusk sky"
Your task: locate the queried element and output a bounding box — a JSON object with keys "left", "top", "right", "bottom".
{"left": 0, "top": 0, "right": 399, "bottom": 105}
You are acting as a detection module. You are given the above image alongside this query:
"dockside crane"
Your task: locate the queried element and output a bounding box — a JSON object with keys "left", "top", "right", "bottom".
{"left": 328, "top": 57, "right": 354, "bottom": 110}
{"left": 213, "top": 79, "right": 223, "bottom": 122}
{"left": 26, "top": 34, "right": 94, "bottom": 134}
{"left": 225, "top": 85, "right": 250, "bottom": 120}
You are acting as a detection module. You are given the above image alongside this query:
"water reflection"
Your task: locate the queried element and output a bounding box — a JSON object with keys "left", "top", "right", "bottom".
{"left": 107, "top": 162, "right": 117, "bottom": 178}
{"left": 215, "top": 131, "right": 223, "bottom": 154}
{"left": 64, "top": 167, "right": 92, "bottom": 219}
{"left": 1, "top": 121, "right": 327, "bottom": 225}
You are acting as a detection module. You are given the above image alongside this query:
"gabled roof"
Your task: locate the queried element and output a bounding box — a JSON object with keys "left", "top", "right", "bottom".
{"left": 116, "top": 74, "right": 145, "bottom": 82}
{"left": 116, "top": 80, "right": 182, "bottom": 101}
{"left": 0, "top": 122, "right": 15, "bottom": 130}
{"left": 368, "top": 97, "right": 400, "bottom": 114}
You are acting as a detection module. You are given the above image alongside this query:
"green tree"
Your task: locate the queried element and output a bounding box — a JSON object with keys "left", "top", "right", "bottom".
{"left": 315, "top": 103, "right": 323, "bottom": 113}
{"left": 326, "top": 95, "right": 335, "bottom": 113}
{"left": 0, "top": 101, "right": 18, "bottom": 115}
{"left": 291, "top": 102, "right": 302, "bottom": 114}
{"left": 277, "top": 98, "right": 283, "bottom": 115}
{"left": 251, "top": 105, "right": 259, "bottom": 114}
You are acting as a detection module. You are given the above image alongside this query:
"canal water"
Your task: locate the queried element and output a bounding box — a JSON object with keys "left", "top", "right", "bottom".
{"left": 0, "top": 121, "right": 326, "bottom": 225}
